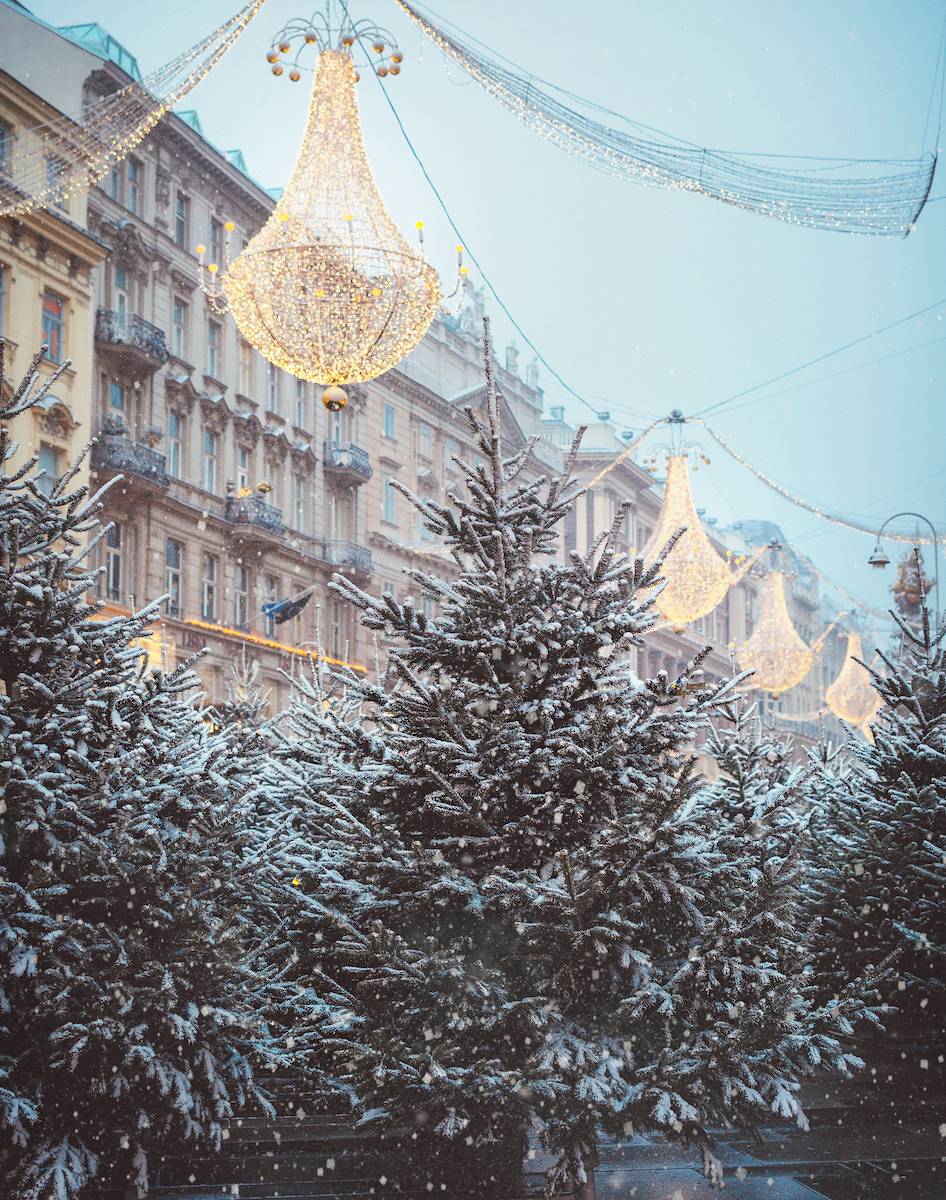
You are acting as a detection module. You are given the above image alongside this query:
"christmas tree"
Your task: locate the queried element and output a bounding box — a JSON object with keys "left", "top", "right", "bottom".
{"left": 208, "top": 645, "right": 271, "bottom": 731}
{"left": 268, "top": 324, "right": 872, "bottom": 1196}
{"left": 807, "top": 557, "right": 945, "bottom": 1027}
{"left": 0, "top": 342, "right": 271, "bottom": 1199}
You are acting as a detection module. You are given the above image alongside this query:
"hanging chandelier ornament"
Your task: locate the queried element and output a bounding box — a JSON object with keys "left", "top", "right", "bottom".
{"left": 640, "top": 430, "right": 762, "bottom": 629}
{"left": 825, "top": 631, "right": 882, "bottom": 731}
{"left": 198, "top": 2, "right": 465, "bottom": 402}
{"left": 738, "top": 566, "right": 846, "bottom": 696}
{"left": 738, "top": 571, "right": 814, "bottom": 695}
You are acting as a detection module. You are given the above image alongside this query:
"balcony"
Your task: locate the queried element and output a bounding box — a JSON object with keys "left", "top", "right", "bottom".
{"left": 91, "top": 417, "right": 170, "bottom": 491}
{"left": 324, "top": 539, "right": 373, "bottom": 577}
{"left": 323, "top": 441, "right": 373, "bottom": 487}
{"left": 95, "top": 308, "right": 169, "bottom": 373}
{"left": 224, "top": 493, "right": 285, "bottom": 542}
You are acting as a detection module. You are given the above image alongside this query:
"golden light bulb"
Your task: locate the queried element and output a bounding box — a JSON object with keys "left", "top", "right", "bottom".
{"left": 224, "top": 220, "right": 236, "bottom": 232}
{"left": 195, "top": 243, "right": 206, "bottom": 255}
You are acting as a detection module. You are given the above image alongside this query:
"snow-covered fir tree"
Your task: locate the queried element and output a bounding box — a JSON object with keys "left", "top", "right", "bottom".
{"left": 0, "top": 342, "right": 272, "bottom": 1199}
{"left": 807, "top": 569, "right": 945, "bottom": 1028}
{"left": 267, "top": 324, "right": 874, "bottom": 1196}
{"left": 209, "top": 646, "right": 271, "bottom": 731}
{"left": 688, "top": 690, "right": 881, "bottom": 1179}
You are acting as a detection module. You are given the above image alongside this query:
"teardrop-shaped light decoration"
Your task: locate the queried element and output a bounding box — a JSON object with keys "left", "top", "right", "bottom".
{"left": 738, "top": 571, "right": 813, "bottom": 694}
{"left": 825, "top": 632, "right": 882, "bottom": 730}
{"left": 222, "top": 48, "right": 440, "bottom": 385}
{"left": 642, "top": 454, "right": 738, "bottom": 627}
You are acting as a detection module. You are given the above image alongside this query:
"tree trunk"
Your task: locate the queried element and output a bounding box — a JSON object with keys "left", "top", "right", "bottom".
{"left": 575, "top": 1171, "right": 598, "bottom": 1200}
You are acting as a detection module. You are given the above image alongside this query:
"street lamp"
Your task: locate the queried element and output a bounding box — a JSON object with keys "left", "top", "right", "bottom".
{"left": 867, "top": 511, "right": 940, "bottom": 619}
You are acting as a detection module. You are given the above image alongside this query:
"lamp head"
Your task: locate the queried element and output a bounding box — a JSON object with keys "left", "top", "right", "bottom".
{"left": 868, "top": 542, "right": 890, "bottom": 570}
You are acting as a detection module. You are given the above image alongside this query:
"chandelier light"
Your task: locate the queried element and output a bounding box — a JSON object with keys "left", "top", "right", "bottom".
{"left": 641, "top": 452, "right": 759, "bottom": 629}
{"left": 738, "top": 571, "right": 814, "bottom": 695}
{"left": 199, "top": 4, "right": 460, "bottom": 398}
{"left": 825, "top": 632, "right": 882, "bottom": 731}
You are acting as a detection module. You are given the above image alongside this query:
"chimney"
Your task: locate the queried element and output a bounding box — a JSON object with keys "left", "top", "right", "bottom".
{"left": 549, "top": 405, "right": 565, "bottom": 421}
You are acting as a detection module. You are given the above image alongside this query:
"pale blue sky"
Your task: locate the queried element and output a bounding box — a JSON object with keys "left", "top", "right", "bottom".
{"left": 24, "top": 0, "right": 946, "bottom": 624}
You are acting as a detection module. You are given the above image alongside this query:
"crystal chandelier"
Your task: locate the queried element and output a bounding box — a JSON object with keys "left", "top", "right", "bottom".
{"left": 825, "top": 631, "right": 881, "bottom": 730}
{"left": 640, "top": 448, "right": 757, "bottom": 629}
{"left": 198, "top": 3, "right": 462, "bottom": 404}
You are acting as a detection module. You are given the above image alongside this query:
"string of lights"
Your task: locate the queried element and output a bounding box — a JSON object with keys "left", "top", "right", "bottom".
{"left": 0, "top": 0, "right": 267, "bottom": 220}
{"left": 691, "top": 419, "right": 942, "bottom": 544}
{"left": 396, "top": 0, "right": 936, "bottom": 237}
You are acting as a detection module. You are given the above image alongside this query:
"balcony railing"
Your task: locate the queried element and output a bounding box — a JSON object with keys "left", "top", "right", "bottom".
{"left": 323, "top": 539, "right": 373, "bottom": 576}
{"left": 224, "top": 494, "right": 285, "bottom": 538}
{"left": 95, "top": 308, "right": 169, "bottom": 369}
{"left": 91, "top": 434, "right": 170, "bottom": 490}
{"left": 323, "top": 441, "right": 373, "bottom": 486}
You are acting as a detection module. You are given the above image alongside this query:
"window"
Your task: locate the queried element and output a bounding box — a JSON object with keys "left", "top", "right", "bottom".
{"left": 210, "top": 216, "right": 223, "bottom": 266}
{"left": 266, "top": 362, "right": 279, "bottom": 413}
{"left": 292, "top": 471, "right": 305, "bottom": 531}
{"left": 109, "top": 381, "right": 125, "bottom": 412}
{"left": 329, "top": 598, "right": 346, "bottom": 659}
{"left": 207, "top": 319, "right": 221, "bottom": 378}
{"left": 45, "top": 154, "right": 67, "bottom": 209}
{"left": 264, "top": 574, "right": 279, "bottom": 638}
{"left": 239, "top": 341, "right": 253, "bottom": 396}
{"left": 0, "top": 122, "right": 11, "bottom": 175}
{"left": 126, "top": 158, "right": 142, "bottom": 215}
{"left": 295, "top": 379, "right": 306, "bottom": 428}
{"left": 383, "top": 402, "right": 396, "bottom": 440}
{"left": 167, "top": 411, "right": 183, "bottom": 477}
{"left": 418, "top": 422, "right": 433, "bottom": 460}
{"left": 201, "top": 553, "right": 218, "bottom": 621}
{"left": 174, "top": 192, "right": 190, "bottom": 248}
{"left": 236, "top": 445, "right": 250, "bottom": 491}
{"left": 36, "top": 443, "right": 62, "bottom": 497}
{"left": 444, "top": 436, "right": 460, "bottom": 476}
{"left": 383, "top": 476, "right": 396, "bottom": 525}
{"left": 165, "top": 539, "right": 183, "bottom": 618}
{"left": 41, "top": 291, "right": 64, "bottom": 363}
{"left": 0, "top": 263, "right": 6, "bottom": 335}
{"left": 234, "top": 563, "right": 249, "bottom": 629}
{"left": 113, "top": 264, "right": 128, "bottom": 329}
{"left": 105, "top": 163, "right": 120, "bottom": 200}
{"left": 171, "top": 297, "right": 187, "bottom": 359}
{"left": 105, "top": 523, "right": 122, "bottom": 601}
{"left": 203, "top": 428, "right": 219, "bottom": 493}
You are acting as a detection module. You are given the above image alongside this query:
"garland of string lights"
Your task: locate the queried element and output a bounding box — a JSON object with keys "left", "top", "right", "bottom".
{"left": 0, "top": 0, "right": 267, "bottom": 220}
{"left": 198, "top": 2, "right": 463, "bottom": 402}
{"left": 395, "top": 0, "right": 936, "bottom": 237}
{"left": 690, "top": 418, "right": 943, "bottom": 544}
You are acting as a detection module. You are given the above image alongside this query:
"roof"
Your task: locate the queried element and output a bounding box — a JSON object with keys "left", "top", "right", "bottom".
{"left": 0, "top": 1, "right": 272, "bottom": 196}
{"left": 56, "top": 21, "right": 141, "bottom": 80}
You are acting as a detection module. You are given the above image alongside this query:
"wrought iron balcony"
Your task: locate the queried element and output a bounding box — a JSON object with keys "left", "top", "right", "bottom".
{"left": 324, "top": 539, "right": 373, "bottom": 576}
{"left": 323, "top": 440, "right": 373, "bottom": 486}
{"left": 95, "top": 308, "right": 169, "bottom": 372}
{"left": 91, "top": 419, "right": 170, "bottom": 490}
{"left": 224, "top": 493, "right": 285, "bottom": 538}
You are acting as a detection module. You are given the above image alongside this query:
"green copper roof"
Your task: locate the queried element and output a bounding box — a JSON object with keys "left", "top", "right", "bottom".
{"left": 56, "top": 21, "right": 142, "bottom": 81}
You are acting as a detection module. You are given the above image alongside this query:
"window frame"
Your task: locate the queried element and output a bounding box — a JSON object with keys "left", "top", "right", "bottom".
{"left": 201, "top": 552, "right": 218, "bottom": 621}
{"left": 41, "top": 290, "right": 65, "bottom": 363}
{"left": 165, "top": 539, "right": 183, "bottom": 618}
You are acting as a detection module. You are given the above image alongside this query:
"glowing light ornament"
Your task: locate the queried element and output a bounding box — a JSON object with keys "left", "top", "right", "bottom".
{"left": 640, "top": 449, "right": 758, "bottom": 629}
{"left": 825, "top": 632, "right": 882, "bottom": 731}
{"left": 198, "top": 5, "right": 463, "bottom": 401}
{"left": 738, "top": 571, "right": 815, "bottom": 695}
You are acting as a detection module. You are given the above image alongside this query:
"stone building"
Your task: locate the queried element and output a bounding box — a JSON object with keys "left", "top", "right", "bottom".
{"left": 0, "top": 54, "right": 106, "bottom": 489}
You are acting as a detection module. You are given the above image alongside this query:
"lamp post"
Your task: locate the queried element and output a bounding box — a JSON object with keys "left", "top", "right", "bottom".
{"left": 868, "top": 511, "right": 941, "bottom": 620}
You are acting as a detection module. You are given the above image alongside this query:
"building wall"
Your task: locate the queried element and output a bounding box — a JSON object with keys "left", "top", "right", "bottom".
{"left": 0, "top": 70, "right": 105, "bottom": 491}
